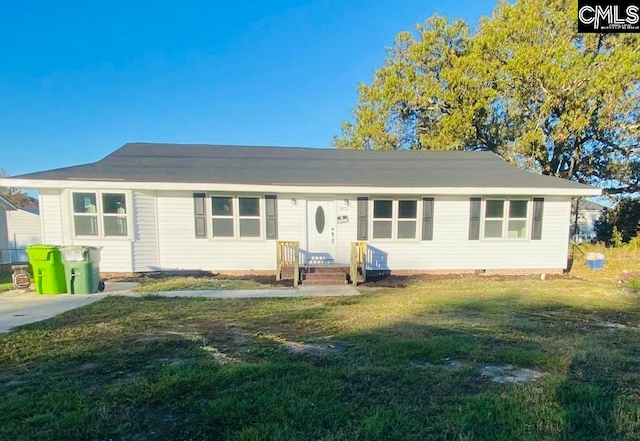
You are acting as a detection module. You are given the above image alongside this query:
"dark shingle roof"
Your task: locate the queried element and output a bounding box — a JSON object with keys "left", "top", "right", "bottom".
{"left": 14, "top": 142, "right": 594, "bottom": 190}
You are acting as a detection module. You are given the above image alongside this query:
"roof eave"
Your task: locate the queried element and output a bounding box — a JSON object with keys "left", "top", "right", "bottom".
{"left": 0, "top": 177, "right": 602, "bottom": 197}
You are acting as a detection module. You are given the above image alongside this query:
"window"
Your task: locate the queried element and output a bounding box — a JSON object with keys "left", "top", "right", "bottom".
{"left": 397, "top": 200, "right": 417, "bottom": 239}
{"left": 507, "top": 200, "right": 528, "bottom": 239}
{"left": 373, "top": 200, "right": 392, "bottom": 239}
{"left": 211, "top": 196, "right": 263, "bottom": 239}
{"left": 72, "top": 192, "right": 128, "bottom": 237}
{"left": 239, "top": 197, "right": 260, "bottom": 237}
{"left": 102, "top": 193, "right": 127, "bottom": 236}
{"left": 371, "top": 199, "right": 422, "bottom": 240}
{"left": 483, "top": 199, "right": 529, "bottom": 240}
{"left": 212, "top": 196, "right": 234, "bottom": 237}
{"left": 484, "top": 200, "right": 504, "bottom": 238}
{"left": 73, "top": 193, "right": 98, "bottom": 236}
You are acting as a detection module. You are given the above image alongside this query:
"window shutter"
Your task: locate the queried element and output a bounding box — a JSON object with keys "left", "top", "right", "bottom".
{"left": 265, "top": 195, "right": 278, "bottom": 239}
{"left": 193, "top": 193, "right": 207, "bottom": 238}
{"left": 469, "top": 197, "right": 481, "bottom": 240}
{"left": 422, "top": 198, "right": 434, "bottom": 241}
{"left": 357, "top": 197, "right": 368, "bottom": 240}
{"left": 531, "top": 198, "right": 544, "bottom": 240}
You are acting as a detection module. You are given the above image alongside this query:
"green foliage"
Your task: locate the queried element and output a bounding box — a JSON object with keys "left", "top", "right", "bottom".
{"left": 595, "top": 199, "right": 640, "bottom": 244}
{"left": 335, "top": 0, "right": 640, "bottom": 195}
{"left": 613, "top": 226, "right": 623, "bottom": 248}
{"left": 629, "top": 279, "right": 640, "bottom": 293}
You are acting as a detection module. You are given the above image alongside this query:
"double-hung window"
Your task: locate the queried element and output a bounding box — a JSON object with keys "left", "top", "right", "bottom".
{"left": 483, "top": 199, "right": 529, "bottom": 240}
{"left": 372, "top": 199, "right": 419, "bottom": 240}
{"left": 372, "top": 200, "right": 393, "bottom": 239}
{"left": 211, "top": 196, "right": 262, "bottom": 239}
{"left": 72, "top": 192, "right": 128, "bottom": 237}
{"left": 212, "top": 196, "right": 234, "bottom": 237}
{"left": 73, "top": 193, "right": 98, "bottom": 236}
{"left": 397, "top": 200, "right": 417, "bottom": 239}
{"left": 239, "top": 197, "right": 260, "bottom": 238}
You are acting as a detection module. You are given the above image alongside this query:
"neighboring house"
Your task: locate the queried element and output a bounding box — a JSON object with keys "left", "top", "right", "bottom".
{"left": 572, "top": 199, "right": 606, "bottom": 243}
{"left": 0, "top": 195, "right": 42, "bottom": 263}
{"left": 0, "top": 196, "right": 10, "bottom": 264}
{"left": 1, "top": 143, "right": 600, "bottom": 275}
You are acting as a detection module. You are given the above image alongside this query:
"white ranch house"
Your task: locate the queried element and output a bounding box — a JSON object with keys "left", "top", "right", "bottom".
{"left": 1, "top": 143, "right": 600, "bottom": 281}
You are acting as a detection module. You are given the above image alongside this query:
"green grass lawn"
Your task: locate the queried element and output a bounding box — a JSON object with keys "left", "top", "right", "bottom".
{"left": 133, "top": 276, "right": 270, "bottom": 293}
{"left": 0, "top": 271, "right": 14, "bottom": 293}
{"left": 1, "top": 251, "right": 640, "bottom": 440}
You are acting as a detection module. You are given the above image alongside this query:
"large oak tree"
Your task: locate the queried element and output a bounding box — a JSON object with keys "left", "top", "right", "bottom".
{"left": 334, "top": 0, "right": 640, "bottom": 194}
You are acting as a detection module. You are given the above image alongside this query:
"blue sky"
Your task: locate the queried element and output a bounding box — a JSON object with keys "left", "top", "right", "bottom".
{"left": 1, "top": 0, "right": 496, "bottom": 176}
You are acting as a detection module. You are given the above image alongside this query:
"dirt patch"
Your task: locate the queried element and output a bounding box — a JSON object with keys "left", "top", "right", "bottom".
{"left": 282, "top": 341, "right": 344, "bottom": 356}
{"left": 480, "top": 364, "right": 544, "bottom": 384}
{"left": 201, "top": 345, "right": 238, "bottom": 364}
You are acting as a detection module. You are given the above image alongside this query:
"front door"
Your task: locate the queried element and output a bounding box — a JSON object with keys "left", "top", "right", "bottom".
{"left": 306, "top": 199, "right": 336, "bottom": 264}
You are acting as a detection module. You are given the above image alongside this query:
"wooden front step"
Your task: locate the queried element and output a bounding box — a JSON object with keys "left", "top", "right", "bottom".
{"left": 302, "top": 265, "right": 349, "bottom": 285}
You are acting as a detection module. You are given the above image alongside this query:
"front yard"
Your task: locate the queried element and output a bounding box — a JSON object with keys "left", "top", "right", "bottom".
{"left": 1, "top": 249, "right": 639, "bottom": 440}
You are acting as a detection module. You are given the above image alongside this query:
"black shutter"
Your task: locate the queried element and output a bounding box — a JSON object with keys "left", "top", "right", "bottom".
{"left": 531, "top": 198, "right": 544, "bottom": 240}
{"left": 193, "top": 193, "right": 207, "bottom": 238}
{"left": 265, "top": 195, "right": 278, "bottom": 239}
{"left": 469, "top": 197, "right": 481, "bottom": 240}
{"left": 422, "top": 198, "right": 434, "bottom": 241}
{"left": 357, "top": 197, "right": 368, "bottom": 240}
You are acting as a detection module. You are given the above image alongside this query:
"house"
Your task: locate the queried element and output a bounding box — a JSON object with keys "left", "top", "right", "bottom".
{"left": 0, "top": 143, "right": 601, "bottom": 278}
{"left": 572, "top": 199, "right": 606, "bottom": 243}
{"left": 0, "top": 196, "right": 10, "bottom": 264}
{"left": 0, "top": 195, "right": 42, "bottom": 263}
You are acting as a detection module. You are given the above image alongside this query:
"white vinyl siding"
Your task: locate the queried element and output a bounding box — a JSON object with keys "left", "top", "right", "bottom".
{"left": 34, "top": 189, "right": 573, "bottom": 273}
{"left": 131, "top": 191, "right": 159, "bottom": 272}
{"left": 0, "top": 207, "right": 8, "bottom": 263}
{"left": 365, "top": 196, "right": 571, "bottom": 271}
{"left": 156, "top": 191, "right": 302, "bottom": 271}
{"left": 38, "top": 189, "right": 134, "bottom": 272}
{"left": 39, "top": 189, "right": 64, "bottom": 244}
{"left": 6, "top": 209, "right": 42, "bottom": 262}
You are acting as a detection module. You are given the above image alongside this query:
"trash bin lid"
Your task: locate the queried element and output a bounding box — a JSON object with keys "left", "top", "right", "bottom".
{"left": 62, "top": 247, "right": 88, "bottom": 262}
{"left": 26, "top": 244, "right": 60, "bottom": 261}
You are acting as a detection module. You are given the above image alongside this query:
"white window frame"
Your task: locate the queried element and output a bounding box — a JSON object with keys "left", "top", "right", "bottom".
{"left": 70, "top": 190, "right": 131, "bottom": 239}
{"left": 372, "top": 199, "right": 394, "bottom": 240}
{"left": 396, "top": 199, "right": 419, "bottom": 240}
{"left": 211, "top": 195, "right": 236, "bottom": 239}
{"left": 238, "top": 196, "right": 262, "bottom": 239}
{"left": 481, "top": 198, "right": 530, "bottom": 241}
{"left": 370, "top": 198, "right": 420, "bottom": 241}
{"left": 209, "top": 194, "right": 264, "bottom": 240}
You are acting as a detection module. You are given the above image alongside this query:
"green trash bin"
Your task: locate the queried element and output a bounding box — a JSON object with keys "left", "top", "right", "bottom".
{"left": 61, "top": 246, "right": 105, "bottom": 294}
{"left": 26, "top": 245, "right": 67, "bottom": 295}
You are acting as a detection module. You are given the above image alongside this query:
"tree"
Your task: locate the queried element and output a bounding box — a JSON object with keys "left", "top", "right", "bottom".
{"left": 334, "top": 0, "right": 640, "bottom": 195}
{"left": 595, "top": 199, "right": 640, "bottom": 244}
{"left": 0, "top": 167, "right": 38, "bottom": 208}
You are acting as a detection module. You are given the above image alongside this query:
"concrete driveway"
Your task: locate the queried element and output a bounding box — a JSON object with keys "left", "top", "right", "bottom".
{"left": 0, "top": 283, "right": 359, "bottom": 333}
{"left": 0, "top": 283, "right": 139, "bottom": 333}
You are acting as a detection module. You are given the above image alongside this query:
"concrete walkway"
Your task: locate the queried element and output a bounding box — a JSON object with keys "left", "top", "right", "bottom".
{"left": 0, "top": 283, "right": 359, "bottom": 333}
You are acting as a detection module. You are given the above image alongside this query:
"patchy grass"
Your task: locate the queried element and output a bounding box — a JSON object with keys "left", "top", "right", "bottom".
{"left": 571, "top": 242, "right": 640, "bottom": 283}
{"left": 133, "top": 276, "right": 270, "bottom": 293}
{"left": 2, "top": 270, "right": 640, "bottom": 440}
{"left": 0, "top": 271, "right": 14, "bottom": 293}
